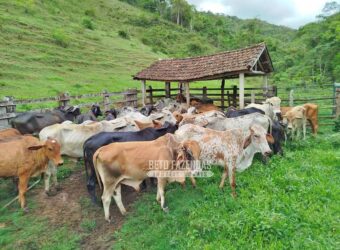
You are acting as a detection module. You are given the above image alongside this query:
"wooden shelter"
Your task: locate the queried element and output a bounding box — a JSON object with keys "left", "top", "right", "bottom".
{"left": 134, "top": 42, "right": 274, "bottom": 108}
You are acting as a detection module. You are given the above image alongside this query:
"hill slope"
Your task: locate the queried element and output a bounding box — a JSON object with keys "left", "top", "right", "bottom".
{"left": 0, "top": 0, "right": 338, "bottom": 100}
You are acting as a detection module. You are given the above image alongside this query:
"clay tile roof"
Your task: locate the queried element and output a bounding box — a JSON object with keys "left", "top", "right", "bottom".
{"left": 134, "top": 42, "right": 274, "bottom": 82}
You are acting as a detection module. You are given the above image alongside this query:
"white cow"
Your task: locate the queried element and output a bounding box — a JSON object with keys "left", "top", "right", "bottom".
{"left": 179, "top": 112, "right": 272, "bottom": 136}
{"left": 39, "top": 120, "right": 136, "bottom": 193}
{"left": 175, "top": 124, "right": 273, "bottom": 196}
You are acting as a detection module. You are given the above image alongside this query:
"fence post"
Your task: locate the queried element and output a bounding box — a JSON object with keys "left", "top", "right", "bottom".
{"left": 0, "top": 97, "right": 16, "bottom": 129}
{"left": 251, "top": 90, "right": 255, "bottom": 103}
{"left": 148, "top": 86, "right": 153, "bottom": 105}
{"left": 203, "top": 86, "right": 207, "bottom": 99}
{"left": 165, "top": 82, "right": 170, "bottom": 98}
{"left": 227, "top": 91, "right": 230, "bottom": 107}
{"left": 220, "top": 79, "right": 225, "bottom": 110}
{"left": 289, "top": 89, "right": 294, "bottom": 107}
{"left": 273, "top": 85, "right": 278, "bottom": 96}
{"left": 335, "top": 83, "right": 340, "bottom": 118}
{"left": 58, "top": 92, "right": 70, "bottom": 107}
{"left": 232, "top": 85, "right": 237, "bottom": 107}
{"left": 124, "top": 89, "right": 138, "bottom": 107}
{"left": 103, "top": 90, "right": 110, "bottom": 111}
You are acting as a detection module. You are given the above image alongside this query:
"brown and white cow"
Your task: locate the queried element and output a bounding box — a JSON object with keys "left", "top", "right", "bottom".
{"left": 93, "top": 134, "right": 200, "bottom": 222}
{"left": 175, "top": 124, "right": 273, "bottom": 197}
{"left": 0, "top": 128, "right": 21, "bottom": 138}
{"left": 282, "top": 106, "right": 307, "bottom": 140}
{"left": 134, "top": 120, "right": 163, "bottom": 130}
{"left": 0, "top": 136, "right": 63, "bottom": 209}
{"left": 281, "top": 103, "right": 318, "bottom": 135}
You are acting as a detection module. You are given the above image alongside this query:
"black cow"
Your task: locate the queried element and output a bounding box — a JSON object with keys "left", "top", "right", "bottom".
{"left": 104, "top": 109, "right": 117, "bottom": 121}
{"left": 76, "top": 104, "right": 102, "bottom": 124}
{"left": 11, "top": 106, "right": 80, "bottom": 134}
{"left": 270, "top": 121, "right": 285, "bottom": 155}
{"left": 83, "top": 122, "right": 178, "bottom": 203}
{"left": 225, "top": 106, "right": 265, "bottom": 118}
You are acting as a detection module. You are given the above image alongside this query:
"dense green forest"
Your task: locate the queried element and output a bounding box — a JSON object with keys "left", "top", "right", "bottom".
{"left": 0, "top": 0, "right": 338, "bottom": 99}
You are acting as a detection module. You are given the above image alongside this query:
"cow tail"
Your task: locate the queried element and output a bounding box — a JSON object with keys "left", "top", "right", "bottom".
{"left": 93, "top": 151, "right": 103, "bottom": 191}
{"left": 83, "top": 149, "right": 89, "bottom": 180}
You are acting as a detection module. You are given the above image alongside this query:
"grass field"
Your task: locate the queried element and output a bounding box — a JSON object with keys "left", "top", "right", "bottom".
{"left": 0, "top": 128, "right": 339, "bottom": 249}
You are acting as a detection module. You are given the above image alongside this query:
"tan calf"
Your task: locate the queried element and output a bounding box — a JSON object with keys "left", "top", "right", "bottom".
{"left": 0, "top": 136, "right": 63, "bottom": 209}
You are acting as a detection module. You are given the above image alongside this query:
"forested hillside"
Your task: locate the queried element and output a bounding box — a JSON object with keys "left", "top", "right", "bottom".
{"left": 0, "top": 0, "right": 338, "bottom": 99}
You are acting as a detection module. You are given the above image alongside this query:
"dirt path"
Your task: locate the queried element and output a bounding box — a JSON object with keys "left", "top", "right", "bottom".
{"left": 31, "top": 168, "right": 143, "bottom": 249}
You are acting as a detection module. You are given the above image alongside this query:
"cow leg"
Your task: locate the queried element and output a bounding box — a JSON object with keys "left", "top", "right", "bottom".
{"left": 157, "top": 178, "right": 168, "bottom": 212}
{"left": 51, "top": 163, "right": 61, "bottom": 191}
{"left": 230, "top": 164, "right": 237, "bottom": 198}
{"left": 18, "top": 174, "right": 30, "bottom": 210}
{"left": 303, "top": 120, "right": 306, "bottom": 140}
{"left": 190, "top": 175, "right": 196, "bottom": 188}
{"left": 219, "top": 164, "right": 228, "bottom": 189}
{"left": 101, "top": 185, "right": 113, "bottom": 222}
{"left": 112, "top": 184, "right": 127, "bottom": 215}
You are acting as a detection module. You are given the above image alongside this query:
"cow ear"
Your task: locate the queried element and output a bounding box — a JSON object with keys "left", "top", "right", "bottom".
{"left": 243, "top": 135, "right": 252, "bottom": 149}
{"left": 28, "top": 144, "right": 45, "bottom": 150}
{"left": 266, "top": 134, "right": 275, "bottom": 144}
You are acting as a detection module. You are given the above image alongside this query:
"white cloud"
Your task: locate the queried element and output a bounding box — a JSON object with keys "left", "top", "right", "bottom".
{"left": 187, "top": 0, "right": 340, "bottom": 28}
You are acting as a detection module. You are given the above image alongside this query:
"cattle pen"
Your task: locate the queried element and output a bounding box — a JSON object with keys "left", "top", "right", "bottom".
{"left": 0, "top": 83, "right": 339, "bottom": 130}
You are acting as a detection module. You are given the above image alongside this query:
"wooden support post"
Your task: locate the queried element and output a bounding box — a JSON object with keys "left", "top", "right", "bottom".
{"left": 148, "top": 86, "right": 153, "bottom": 105}
{"left": 165, "top": 82, "right": 170, "bottom": 98}
{"left": 178, "top": 82, "right": 183, "bottom": 94}
{"left": 251, "top": 90, "right": 255, "bottom": 104}
{"left": 289, "top": 89, "right": 294, "bottom": 107}
{"left": 263, "top": 74, "right": 268, "bottom": 97}
{"left": 239, "top": 73, "right": 245, "bottom": 109}
{"left": 141, "top": 80, "right": 146, "bottom": 106}
{"left": 103, "top": 90, "right": 110, "bottom": 111}
{"left": 202, "top": 86, "right": 207, "bottom": 99}
{"left": 232, "top": 85, "right": 237, "bottom": 107}
{"left": 184, "top": 82, "right": 190, "bottom": 106}
{"left": 227, "top": 90, "right": 230, "bottom": 107}
{"left": 221, "top": 79, "right": 225, "bottom": 110}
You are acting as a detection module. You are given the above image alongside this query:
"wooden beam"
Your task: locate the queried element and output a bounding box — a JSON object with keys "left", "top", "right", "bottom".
{"left": 184, "top": 82, "right": 190, "bottom": 106}
{"left": 141, "top": 80, "right": 146, "bottom": 106}
{"left": 239, "top": 73, "right": 245, "bottom": 109}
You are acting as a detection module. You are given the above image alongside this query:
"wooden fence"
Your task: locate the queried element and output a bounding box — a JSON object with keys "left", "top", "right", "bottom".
{"left": 0, "top": 83, "right": 339, "bottom": 129}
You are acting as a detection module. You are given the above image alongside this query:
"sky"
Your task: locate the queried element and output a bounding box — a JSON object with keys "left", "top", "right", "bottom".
{"left": 187, "top": 0, "right": 339, "bottom": 28}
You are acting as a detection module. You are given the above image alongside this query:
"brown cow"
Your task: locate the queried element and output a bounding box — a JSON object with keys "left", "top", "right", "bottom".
{"left": 190, "top": 100, "right": 219, "bottom": 113}
{"left": 281, "top": 103, "right": 318, "bottom": 134}
{"left": 134, "top": 120, "right": 163, "bottom": 130}
{"left": 93, "top": 134, "right": 200, "bottom": 222}
{"left": 0, "top": 128, "right": 21, "bottom": 138}
{"left": 0, "top": 136, "right": 63, "bottom": 209}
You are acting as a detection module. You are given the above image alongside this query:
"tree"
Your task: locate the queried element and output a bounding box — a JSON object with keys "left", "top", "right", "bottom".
{"left": 317, "top": 1, "right": 340, "bottom": 19}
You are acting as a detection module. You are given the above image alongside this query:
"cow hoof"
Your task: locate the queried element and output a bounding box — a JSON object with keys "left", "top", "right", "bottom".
{"left": 163, "top": 207, "right": 169, "bottom": 213}
{"left": 45, "top": 190, "right": 57, "bottom": 197}
{"left": 23, "top": 207, "right": 30, "bottom": 213}
{"left": 105, "top": 216, "right": 112, "bottom": 223}
{"left": 121, "top": 210, "right": 127, "bottom": 216}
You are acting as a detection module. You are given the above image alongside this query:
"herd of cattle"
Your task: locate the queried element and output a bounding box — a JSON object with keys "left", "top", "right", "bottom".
{"left": 0, "top": 95, "right": 318, "bottom": 222}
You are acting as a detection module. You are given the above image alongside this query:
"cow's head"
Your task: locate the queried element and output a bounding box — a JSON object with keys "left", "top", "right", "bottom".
{"left": 283, "top": 106, "right": 305, "bottom": 130}
{"left": 28, "top": 138, "right": 63, "bottom": 166}
{"left": 173, "top": 111, "right": 183, "bottom": 124}
{"left": 243, "top": 124, "right": 273, "bottom": 157}
{"left": 265, "top": 97, "right": 281, "bottom": 120}
{"left": 91, "top": 104, "right": 102, "bottom": 117}
{"left": 175, "top": 140, "right": 201, "bottom": 185}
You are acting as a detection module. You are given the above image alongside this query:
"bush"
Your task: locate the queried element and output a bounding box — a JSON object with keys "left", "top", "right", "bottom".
{"left": 187, "top": 42, "right": 205, "bottom": 55}
{"left": 118, "top": 30, "right": 129, "bottom": 39}
{"left": 82, "top": 17, "right": 94, "bottom": 30}
{"left": 52, "top": 29, "right": 69, "bottom": 48}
